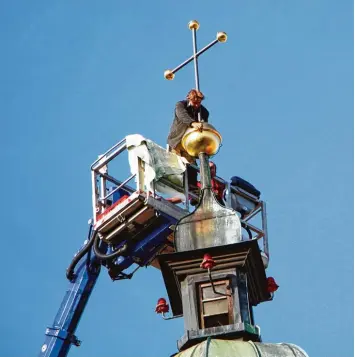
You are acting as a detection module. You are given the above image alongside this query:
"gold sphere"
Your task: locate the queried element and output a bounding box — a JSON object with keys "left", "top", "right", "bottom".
{"left": 164, "top": 70, "right": 175, "bottom": 80}
{"left": 217, "top": 31, "right": 227, "bottom": 43}
{"left": 181, "top": 123, "right": 222, "bottom": 157}
{"left": 188, "top": 20, "right": 200, "bottom": 30}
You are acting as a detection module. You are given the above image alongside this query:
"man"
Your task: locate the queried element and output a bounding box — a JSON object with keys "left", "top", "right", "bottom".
{"left": 209, "top": 162, "right": 226, "bottom": 204}
{"left": 167, "top": 89, "right": 209, "bottom": 163}
{"left": 197, "top": 161, "right": 225, "bottom": 205}
{"left": 167, "top": 89, "right": 209, "bottom": 195}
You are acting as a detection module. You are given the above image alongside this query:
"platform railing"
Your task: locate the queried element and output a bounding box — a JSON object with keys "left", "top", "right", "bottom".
{"left": 90, "top": 138, "right": 269, "bottom": 259}
{"left": 91, "top": 138, "right": 193, "bottom": 223}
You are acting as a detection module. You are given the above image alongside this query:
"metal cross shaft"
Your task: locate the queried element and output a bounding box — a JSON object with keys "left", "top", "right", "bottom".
{"left": 164, "top": 20, "right": 227, "bottom": 92}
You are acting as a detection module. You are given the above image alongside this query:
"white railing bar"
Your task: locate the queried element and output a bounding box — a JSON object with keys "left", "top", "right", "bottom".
{"left": 100, "top": 174, "right": 136, "bottom": 202}
{"left": 100, "top": 174, "right": 135, "bottom": 194}
{"left": 261, "top": 201, "right": 269, "bottom": 257}
{"left": 243, "top": 204, "right": 262, "bottom": 222}
{"left": 91, "top": 140, "right": 127, "bottom": 171}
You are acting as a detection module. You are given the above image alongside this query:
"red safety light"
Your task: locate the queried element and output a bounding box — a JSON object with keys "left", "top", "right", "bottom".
{"left": 267, "top": 277, "right": 279, "bottom": 293}
{"left": 200, "top": 253, "right": 216, "bottom": 270}
{"left": 155, "top": 298, "right": 169, "bottom": 314}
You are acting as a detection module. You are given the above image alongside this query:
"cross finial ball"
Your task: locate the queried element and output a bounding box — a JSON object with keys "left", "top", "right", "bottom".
{"left": 188, "top": 20, "right": 200, "bottom": 30}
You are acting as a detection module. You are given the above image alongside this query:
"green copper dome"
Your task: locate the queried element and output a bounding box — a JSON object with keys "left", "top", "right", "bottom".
{"left": 174, "top": 339, "right": 309, "bottom": 357}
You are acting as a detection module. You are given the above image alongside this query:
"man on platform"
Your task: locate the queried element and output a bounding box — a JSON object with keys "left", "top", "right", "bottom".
{"left": 167, "top": 89, "right": 209, "bottom": 193}
{"left": 197, "top": 161, "right": 225, "bottom": 205}
{"left": 167, "top": 89, "right": 209, "bottom": 162}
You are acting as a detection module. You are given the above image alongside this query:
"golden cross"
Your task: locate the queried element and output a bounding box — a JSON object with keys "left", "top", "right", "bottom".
{"left": 164, "top": 20, "right": 227, "bottom": 92}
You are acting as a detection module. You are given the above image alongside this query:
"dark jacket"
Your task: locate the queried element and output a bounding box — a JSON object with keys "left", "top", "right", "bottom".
{"left": 167, "top": 100, "right": 209, "bottom": 149}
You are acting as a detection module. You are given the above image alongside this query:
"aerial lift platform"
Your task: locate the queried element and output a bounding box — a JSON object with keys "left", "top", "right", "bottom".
{"left": 38, "top": 135, "right": 269, "bottom": 357}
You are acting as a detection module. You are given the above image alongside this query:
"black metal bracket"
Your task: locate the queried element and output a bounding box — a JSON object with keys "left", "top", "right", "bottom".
{"left": 208, "top": 268, "right": 232, "bottom": 297}
{"left": 45, "top": 327, "right": 81, "bottom": 347}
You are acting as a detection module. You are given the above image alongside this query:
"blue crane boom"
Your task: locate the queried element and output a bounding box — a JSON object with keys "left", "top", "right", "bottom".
{"left": 39, "top": 227, "right": 101, "bottom": 357}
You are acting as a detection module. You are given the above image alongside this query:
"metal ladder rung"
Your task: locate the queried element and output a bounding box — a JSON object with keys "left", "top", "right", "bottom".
{"left": 96, "top": 194, "right": 144, "bottom": 233}
{"left": 103, "top": 206, "right": 153, "bottom": 242}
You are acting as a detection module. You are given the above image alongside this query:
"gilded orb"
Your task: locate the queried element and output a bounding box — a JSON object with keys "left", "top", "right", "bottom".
{"left": 181, "top": 123, "right": 222, "bottom": 157}
{"left": 216, "top": 31, "right": 228, "bottom": 43}
{"left": 188, "top": 20, "right": 200, "bottom": 30}
{"left": 164, "top": 70, "right": 175, "bottom": 80}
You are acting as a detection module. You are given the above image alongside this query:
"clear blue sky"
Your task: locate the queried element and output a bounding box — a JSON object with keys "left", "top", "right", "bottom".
{"left": 0, "top": 1, "right": 353, "bottom": 356}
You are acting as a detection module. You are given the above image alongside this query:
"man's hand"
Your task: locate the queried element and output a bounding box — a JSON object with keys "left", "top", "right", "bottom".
{"left": 191, "top": 122, "right": 203, "bottom": 131}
